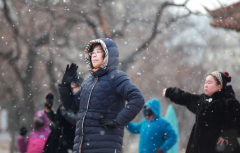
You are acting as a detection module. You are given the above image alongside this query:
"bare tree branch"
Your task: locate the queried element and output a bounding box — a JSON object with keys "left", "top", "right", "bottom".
{"left": 120, "top": 1, "right": 194, "bottom": 71}
{"left": 111, "top": 3, "right": 130, "bottom": 38}
{"left": 82, "top": 13, "right": 101, "bottom": 38}
{"left": 96, "top": 2, "right": 112, "bottom": 38}
{"left": 45, "top": 2, "right": 60, "bottom": 98}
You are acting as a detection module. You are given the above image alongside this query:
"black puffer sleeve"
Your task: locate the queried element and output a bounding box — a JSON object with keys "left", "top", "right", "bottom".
{"left": 58, "top": 84, "right": 81, "bottom": 112}
{"left": 166, "top": 87, "right": 201, "bottom": 114}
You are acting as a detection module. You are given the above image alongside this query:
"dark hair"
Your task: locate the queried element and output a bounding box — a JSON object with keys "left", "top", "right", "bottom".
{"left": 71, "top": 75, "right": 84, "bottom": 87}
{"left": 46, "top": 93, "right": 54, "bottom": 100}
{"left": 89, "top": 43, "right": 102, "bottom": 52}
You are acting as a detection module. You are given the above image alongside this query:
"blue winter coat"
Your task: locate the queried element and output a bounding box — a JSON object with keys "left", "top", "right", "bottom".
{"left": 126, "top": 99, "right": 177, "bottom": 153}
{"left": 58, "top": 38, "right": 144, "bottom": 153}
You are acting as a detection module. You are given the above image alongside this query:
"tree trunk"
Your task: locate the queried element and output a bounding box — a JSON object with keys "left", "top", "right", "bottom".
{"left": 8, "top": 98, "right": 20, "bottom": 153}
{"left": 10, "top": 130, "right": 16, "bottom": 153}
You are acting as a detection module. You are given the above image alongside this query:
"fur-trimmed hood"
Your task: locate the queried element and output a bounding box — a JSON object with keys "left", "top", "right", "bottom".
{"left": 84, "top": 38, "right": 119, "bottom": 77}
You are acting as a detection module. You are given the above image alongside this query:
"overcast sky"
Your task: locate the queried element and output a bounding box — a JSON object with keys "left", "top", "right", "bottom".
{"left": 176, "top": 0, "right": 240, "bottom": 13}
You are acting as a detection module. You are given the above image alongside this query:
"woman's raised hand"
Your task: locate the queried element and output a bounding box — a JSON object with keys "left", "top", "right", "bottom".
{"left": 162, "top": 88, "right": 167, "bottom": 97}
{"left": 61, "top": 63, "right": 78, "bottom": 86}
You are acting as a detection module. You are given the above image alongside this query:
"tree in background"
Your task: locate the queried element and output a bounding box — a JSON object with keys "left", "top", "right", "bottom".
{"left": 0, "top": 0, "right": 240, "bottom": 153}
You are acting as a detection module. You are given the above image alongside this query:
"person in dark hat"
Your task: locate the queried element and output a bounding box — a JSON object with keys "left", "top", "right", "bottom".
{"left": 43, "top": 75, "right": 83, "bottom": 153}
{"left": 163, "top": 71, "right": 240, "bottom": 153}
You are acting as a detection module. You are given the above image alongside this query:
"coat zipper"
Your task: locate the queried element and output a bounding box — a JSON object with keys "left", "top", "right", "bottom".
{"left": 78, "top": 77, "right": 98, "bottom": 153}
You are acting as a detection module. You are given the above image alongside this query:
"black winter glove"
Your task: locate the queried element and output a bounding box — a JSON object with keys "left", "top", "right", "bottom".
{"left": 99, "top": 119, "right": 119, "bottom": 128}
{"left": 61, "top": 63, "right": 78, "bottom": 86}
{"left": 19, "top": 126, "right": 28, "bottom": 136}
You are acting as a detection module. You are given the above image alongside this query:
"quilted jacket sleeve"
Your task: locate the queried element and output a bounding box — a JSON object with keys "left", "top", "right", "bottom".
{"left": 111, "top": 71, "right": 144, "bottom": 126}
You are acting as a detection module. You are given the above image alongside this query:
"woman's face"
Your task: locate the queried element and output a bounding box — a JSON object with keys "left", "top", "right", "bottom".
{"left": 204, "top": 75, "right": 222, "bottom": 96}
{"left": 91, "top": 45, "right": 104, "bottom": 69}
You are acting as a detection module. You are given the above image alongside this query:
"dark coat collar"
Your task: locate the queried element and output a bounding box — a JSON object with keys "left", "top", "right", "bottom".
{"left": 205, "top": 85, "right": 236, "bottom": 100}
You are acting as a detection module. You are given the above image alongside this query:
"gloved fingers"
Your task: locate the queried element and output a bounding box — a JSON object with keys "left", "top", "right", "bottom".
{"left": 68, "top": 63, "right": 74, "bottom": 73}
{"left": 100, "top": 118, "right": 109, "bottom": 123}
{"left": 69, "top": 63, "right": 78, "bottom": 76}
{"left": 99, "top": 119, "right": 106, "bottom": 125}
{"left": 98, "top": 115, "right": 104, "bottom": 119}
{"left": 101, "top": 123, "right": 107, "bottom": 126}
{"left": 69, "top": 63, "right": 77, "bottom": 72}
{"left": 74, "top": 65, "right": 78, "bottom": 73}
{"left": 99, "top": 119, "right": 109, "bottom": 126}
{"left": 99, "top": 123, "right": 106, "bottom": 126}
{"left": 65, "top": 64, "right": 69, "bottom": 72}
{"left": 73, "top": 72, "right": 77, "bottom": 79}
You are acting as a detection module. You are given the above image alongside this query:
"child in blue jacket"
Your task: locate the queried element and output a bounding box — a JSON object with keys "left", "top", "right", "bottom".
{"left": 126, "top": 99, "right": 177, "bottom": 153}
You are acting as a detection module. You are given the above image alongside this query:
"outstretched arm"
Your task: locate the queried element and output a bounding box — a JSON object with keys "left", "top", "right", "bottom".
{"left": 163, "top": 87, "right": 201, "bottom": 114}
{"left": 126, "top": 121, "right": 142, "bottom": 134}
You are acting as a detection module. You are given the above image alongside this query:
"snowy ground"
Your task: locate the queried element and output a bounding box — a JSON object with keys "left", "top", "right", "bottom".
{"left": 0, "top": 132, "right": 11, "bottom": 153}
{"left": 0, "top": 131, "right": 238, "bottom": 153}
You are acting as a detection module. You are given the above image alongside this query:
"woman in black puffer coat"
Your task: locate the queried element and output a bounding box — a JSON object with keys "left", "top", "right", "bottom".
{"left": 58, "top": 38, "right": 144, "bottom": 153}
{"left": 163, "top": 71, "right": 240, "bottom": 153}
